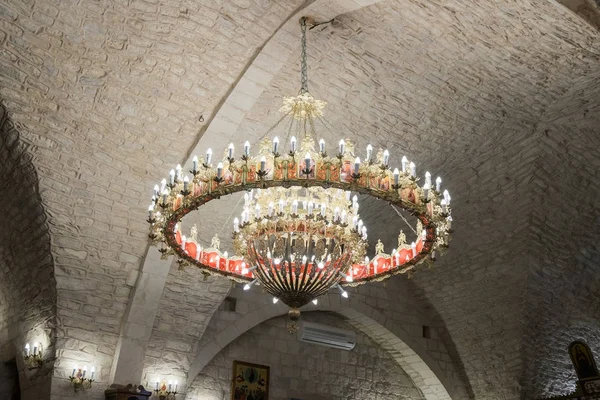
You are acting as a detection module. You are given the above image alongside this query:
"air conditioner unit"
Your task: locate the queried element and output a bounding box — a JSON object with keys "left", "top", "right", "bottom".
{"left": 297, "top": 321, "right": 356, "bottom": 351}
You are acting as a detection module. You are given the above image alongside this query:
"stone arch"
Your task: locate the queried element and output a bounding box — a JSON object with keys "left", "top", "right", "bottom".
{"left": 187, "top": 292, "right": 464, "bottom": 400}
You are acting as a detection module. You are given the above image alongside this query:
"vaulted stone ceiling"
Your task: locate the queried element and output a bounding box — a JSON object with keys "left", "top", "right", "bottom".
{"left": 0, "top": 0, "right": 599, "bottom": 399}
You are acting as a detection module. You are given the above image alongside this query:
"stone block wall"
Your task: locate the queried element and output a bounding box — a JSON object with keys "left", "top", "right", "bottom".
{"left": 0, "top": 106, "right": 56, "bottom": 399}
{"left": 188, "top": 312, "right": 426, "bottom": 400}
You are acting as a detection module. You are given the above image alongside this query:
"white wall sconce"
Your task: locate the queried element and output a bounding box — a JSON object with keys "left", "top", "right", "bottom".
{"left": 69, "top": 365, "right": 95, "bottom": 392}
{"left": 154, "top": 380, "right": 178, "bottom": 399}
{"left": 23, "top": 342, "right": 43, "bottom": 368}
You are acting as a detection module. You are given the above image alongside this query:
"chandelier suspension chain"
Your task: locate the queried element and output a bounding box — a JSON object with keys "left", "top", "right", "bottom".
{"left": 390, "top": 204, "right": 418, "bottom": 235}
{"left": 300, "top": 17, "right": 309, "bottom": 95}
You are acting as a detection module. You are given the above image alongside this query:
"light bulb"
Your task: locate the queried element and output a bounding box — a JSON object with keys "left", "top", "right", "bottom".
{"left": 312, "top": 299, "right": 318, "bottom": 305}
{"left": 273, "top": 297, "right": 279, "bottom": 304}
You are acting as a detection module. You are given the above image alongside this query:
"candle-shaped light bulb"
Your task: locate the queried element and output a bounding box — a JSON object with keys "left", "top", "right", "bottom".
{"left": 441, "top": 199, "right": 447, "bottom": 213}
{"left": 302, "top": 255, "right": 307, "bottom": 265}
{"left": 320, "top": 203, "right": 326, "bottom": 216}
{"left": 334, "top": 207, "right": 340, "bottom": 222}
{"left": 205, "top": 148, "right": 212, "bottom": 165}
{"left": 393, "top": 168, "right": 399, "bottom": 186}
{"left": 255, "top": 204, "right": 261, "bottom": 219}
{"left": 366, "top": 144, "right": 373, "bottom": 161}
{"left": 153, "top": 184, "right": 160, "bottom": 196}
{"left": 233, "top": 217, "right": 239, "bottom": 232}
{"left": 401, "top": 156, "right": 408, "bottom": 172}
{"left": 90, "top": 367, "right": 95, "bottom": 380}
{"left": 383, "top": 149, "right": 390, "bottom": 166}
{"left": 82, "top": 366, "right": 87, "bottom": 378}
{"left": 447, "top": 215, "right": 453, "bottom": 230}
{"left": 312, "top": 299, "right": 318, "bottom": 305}
{"left": 168, "top": 381, "right": 172, "bottom": 392}
{"left": 72, "top": 366, "right": 77, "bottom": 377}
{"left": 443, "top": 189, "right": 450, "bottom": 204}
{"left": 217, "top": 162, "right": 223, "bottom": 178}
{"left": 411, "top": 242, "right": 417, "bottom": 257}
{"left": 319, "top": 139, "right": 325, "bottom": 153}
{"left": 423, "top": 183, "right": 430, "bottom": 200}
{"left": 156, "top": 381, "right": 159, "bottom": 390}
{"left": 260, "top": 156, "right": 266, "bottom": 172}
{"left": 162, "top": 189, "right": 169, "bottom": 205}
{"left": 292, "top": 200, "right": 298, "bottom": 214}
{"left": 352, "top": 195, "right": 358, "bottom": 205}
{"left": 268, "top": 202, "right": 274, "bottom": 216}
{"left": 425, "top": 171, "right": 431, "bottom": 186}
{"left": 338, "top": 139, "right": 346, "bottom": 155}
{"left": 354, "top": 157, "right": 361, "bottom": 175}
{"left": 304, "top": 152, "right": 311, "bottom": 171}
{"left": 228, "top": 143, "right": 234, "bottom": 159}
{"left": 160, "top": 178, "right": 167, "bottom": 192}
{"left": 307, "top": 201, "right": 314, "bottom": 214}
{"left": 273, "top": 297, "right": 279, "bottom": 304}
{"left": 436, "top": 176, "right": 442, "bottom": 192}
{"left": 25, "top": 343, "right": 30, "bottom": 356}
{"left": 176, "top": 164, "right": 182, "bottom": 181}
{"left": 421, "top": 228, "right": 427, "bottom": 241}
{"left": 183, "top": 176, "right": 189, "bottom": 192}
{"left": 409, "top": 162, "right": 416, "bottom": 177}
{"left": 352, "top": 215, "right": 358, "bottom": 228}
{"left": 192, "top": 156, "right": 199, "bottom": 174}
{"left": 244, "top": 141, "right": 250, "bottom": 156}
{"left": 278, "top": 199, "right": 285, "bottom": 213}
{"left": 290, "top": 136, "right": 296, "bottom": 153}
{"left": 148, "top": 204, "right": 154, "bottom": 220}
{"left": 357, "top": 219, "right": 363, "bottom": 231}
{"left": 181, "top": 235, "right": 187, "bottom": 252}
{"left": 169, "top": 169, "right": 175, "bottom": 185}
{"left": 341, "top": 210, "right": 347, "bottom": 224}
{"left": 272, "top": 136, "right": 279, "bottom": 153}
{"left": 33, "top": 343, "right": 39, "bottom": 356}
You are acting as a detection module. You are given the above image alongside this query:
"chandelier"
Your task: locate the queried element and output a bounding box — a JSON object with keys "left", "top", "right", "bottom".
{"left": 147, "top": 18, "right": 453, "bottom": 331}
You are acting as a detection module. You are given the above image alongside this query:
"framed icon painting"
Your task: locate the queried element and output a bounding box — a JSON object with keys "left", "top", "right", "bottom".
{"left": 231, "top": 360, "right": 269, "bottom": 400}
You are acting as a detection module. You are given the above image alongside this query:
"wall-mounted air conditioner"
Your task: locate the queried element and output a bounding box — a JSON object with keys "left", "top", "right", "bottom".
{"left": 297, "top": 321, "right": 356, "bottom": 351}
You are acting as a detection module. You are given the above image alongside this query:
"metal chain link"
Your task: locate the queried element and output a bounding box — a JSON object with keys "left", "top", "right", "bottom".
{"left": 300, "top": 17, "right": 308, "bottom": 94}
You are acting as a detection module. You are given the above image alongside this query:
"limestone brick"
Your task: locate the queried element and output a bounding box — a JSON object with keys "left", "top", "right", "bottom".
{"left": 188, "top": 312, "right": 425, "bottom": 400}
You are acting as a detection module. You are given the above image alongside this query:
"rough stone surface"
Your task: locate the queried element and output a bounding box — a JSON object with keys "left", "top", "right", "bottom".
{"left": 0, "top": 0, "right": 598, "bottom": 399}
{"left": 189, "top": 312, "right": 426, "bottom": 400}
{"left": 0, "top": 106, "right": 56, "bottom": 399}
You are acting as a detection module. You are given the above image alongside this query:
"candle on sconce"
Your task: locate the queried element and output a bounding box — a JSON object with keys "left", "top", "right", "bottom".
{"left": 161, "top": 189, "right": 168, "bottom": 206}
{"left": 169, "top": 169, "right": 175, "bottom": 185}
{"left": 192, "top": 155, "right": 198, "bottom": 173}
{"left": 334, "top": 207, "right": 340, "bottom": 222}
{"left": 290, "top": 136, "right": 296, "bottom": 153}
{"left": 425, "top": 171, "right": 431, "bottom": 187}
{"left": 183, "top": 176, "right": 189, "bottom": 192}
{"left": 260, "top": 156, "right": 266, "bottom": 172}
{"left": 174, "top": 381, "right": 178, "bottom": 392}
{"left": 153, "top": 184, "right": 160, "bottom": 197}
{"left": 338, "top": 139, "right": 345, "bottom": 155}
{"left": 409, "top": 162, "right": 416, "bottom": 177}
{"left": 319, "top": 139, "right": 325, "bottom": 153}
{"left": 307, "top": 201, "right": 313, "bottom": 215}
{"left": 401, "top": 156, "right": 408, "bottom": 173}
{"left": 216, "top": 163, "right": 223, "bottom": 178}
{"left": 366, "top": 144, "right": 373, "bottom": 162}
{"left": 233, "top": 218, "right": 239, "bottom": 232}
{"left": 25, "top": 343, "right": 30, "bottom": 357}
{"left": 357, "top": 219, "right": 363, "bottom": 232}
{"left": 278, "top": 199, "right": 285, "bottom": 214}
{"left": 320, "top": 203, "right": 326, "bottom": 217}
{"left": 72, "top": 366, "right": 77, "bottom": 377}
{"left": 90, "top": 367, "right": 95, "bottom": 380}
{"left": 168, "top": 381, "right": 172, "bottom": 392}
{"left": 292, "top": 200, "right": 298, "bottom": 214}
{"left": 443, "top": 189, "right": 451, "bottom": 205}
{"left": 436, "top": 176, "right": 442, "bottom": 192}
{"left": 156, "top": 381, "right": 159, "bottom": 391}
{"left": 82, "top": 366, "right": 87, "bottom": 378}
{"left": 175, "top": 164, "right": 182, "bottom": 181}
{"left": 244, "top": 141, "right": 250, "bottom": 156}
{"left": 160, "top": 178, "right": 166, "bottom": 193}
{"left": 205, "top": 148, "right": 212, "bottom": 165}
{"left": 272, "top": 136, "right": 279, "bottom": 153}
{"left": 393, "top": 168, "right": 399, "bottom": 186}
{"left": 354, "top": 157, "right": 360, "bottom": 175}
{"left": 228, "top": 143, "right": 234, "bottom": 159}
{"left": 33, "top": 343, "right": 38, "bottom": 356}
{"left": 383, "top": 150, "right": 390, "bottom": 166}
{"left": 255, "top": 204, "right": 261, "bottom": 219}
